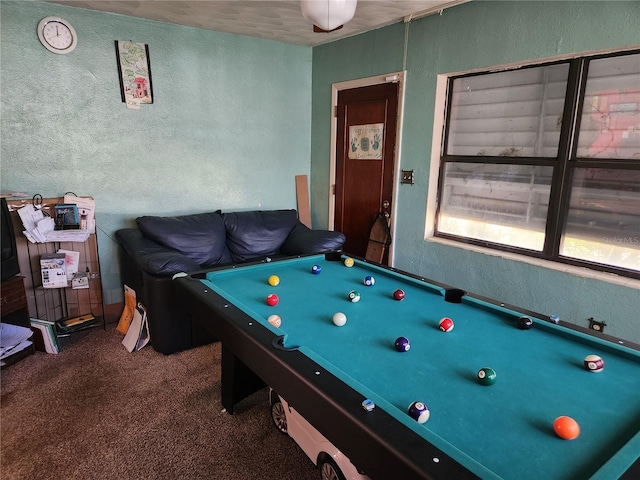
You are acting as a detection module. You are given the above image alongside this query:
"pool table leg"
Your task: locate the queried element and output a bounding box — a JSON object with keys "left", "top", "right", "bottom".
{"left": 221, "top": 344, "right": 266, "bottom": 414}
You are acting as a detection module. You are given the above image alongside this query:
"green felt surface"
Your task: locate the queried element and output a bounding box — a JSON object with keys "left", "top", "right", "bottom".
{"left": 203, "top": 255, "right": 640, "bottom": 480}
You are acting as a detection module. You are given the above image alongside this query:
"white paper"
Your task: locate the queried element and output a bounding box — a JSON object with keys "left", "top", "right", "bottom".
{"left": 0, "top": 323, "right": 34, "bottom": 359}
{"left": 58, "top": 249, "right": 80, "bottom": 281}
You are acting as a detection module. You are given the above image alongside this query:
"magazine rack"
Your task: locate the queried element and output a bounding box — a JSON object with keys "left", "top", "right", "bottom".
{"left": 7, "top": 197, "right": 104, "bottom": 347}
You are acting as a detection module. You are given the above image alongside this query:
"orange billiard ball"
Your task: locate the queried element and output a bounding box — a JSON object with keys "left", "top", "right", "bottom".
{"left": 553, "top": 416, "right": 580, "bottom": 440}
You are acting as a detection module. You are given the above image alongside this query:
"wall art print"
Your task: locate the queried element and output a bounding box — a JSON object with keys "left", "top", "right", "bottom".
{"left": 115, "top": 41, "right": 153, "bottom": 109}
{"left": 349, "top": 123, "right": 384, "bottom": 159}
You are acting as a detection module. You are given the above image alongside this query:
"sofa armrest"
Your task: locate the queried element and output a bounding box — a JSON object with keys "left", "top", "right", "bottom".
{"left": 281, "top": 222, "right": 346, "bottom": 255}
{"left": 116, "top": 228, "right": 201, "bottom": 276}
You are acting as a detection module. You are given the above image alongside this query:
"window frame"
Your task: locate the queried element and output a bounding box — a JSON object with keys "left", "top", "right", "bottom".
{"left": 434, "top": 49, "right": 640, "bottom": 280}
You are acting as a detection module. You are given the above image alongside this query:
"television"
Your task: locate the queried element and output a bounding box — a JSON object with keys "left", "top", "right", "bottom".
{"left": 1, "top": 197, "right": 21, "bottom": 281}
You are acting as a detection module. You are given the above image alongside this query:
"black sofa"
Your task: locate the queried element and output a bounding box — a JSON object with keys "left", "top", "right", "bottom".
{"left": 116, "top": 209, "right": 345, "bottom": 354}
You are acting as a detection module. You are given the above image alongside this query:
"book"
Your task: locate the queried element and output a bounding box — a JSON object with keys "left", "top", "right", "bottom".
{"left": 122, "top": 303, "right": 150, "bottom": 352}
{"left": 54, "top": 204, "right": 79, "bottom": 230}
{"left": 30, "top": 318, "right": 59, "bottom": 354}
{"left": 40, "top": 253, "right": 67, "bottom": 288}
{"left": 56, "top": 314, "right": 97, "bottom": 333}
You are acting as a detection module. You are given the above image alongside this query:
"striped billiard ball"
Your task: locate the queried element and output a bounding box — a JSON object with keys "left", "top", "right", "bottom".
{"left": 408, "top": 401, "right": 430, "bottom": 423}
{"left": 584, "top": 354, "right": 604, "bottom": 372}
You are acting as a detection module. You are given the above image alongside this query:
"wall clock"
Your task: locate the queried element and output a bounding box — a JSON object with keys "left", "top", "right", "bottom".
{"left": 37, "top": 17, "right": 77, "bottom": 54}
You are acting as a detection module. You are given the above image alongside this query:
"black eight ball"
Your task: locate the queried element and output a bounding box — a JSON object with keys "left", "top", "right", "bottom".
{"left": 517, "top": 316, "right": 533, "bottom": 330}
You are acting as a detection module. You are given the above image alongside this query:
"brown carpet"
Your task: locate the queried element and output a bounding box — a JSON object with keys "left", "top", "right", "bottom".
{"left": 1, "top": 328, "right": 317, "bottom": 480}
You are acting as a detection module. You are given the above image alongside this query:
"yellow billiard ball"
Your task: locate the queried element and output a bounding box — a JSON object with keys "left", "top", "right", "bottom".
{"left": 343, "top": 257, "right": 354, "bottom": 267}
{"left": 268, "top": 275, "right": 280, "bottom": 286}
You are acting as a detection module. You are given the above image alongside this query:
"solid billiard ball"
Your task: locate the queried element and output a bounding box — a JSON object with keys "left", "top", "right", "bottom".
{"left": 364, "top": 276, "right": 375, "bottom": 286}
{"left": 439, "top": 317, "right": 454, "bottom": 332}
{"left": 393, "top": 289, "right": 405, "bottom": 301}
{"left": 517, "top": 316, "right": 533, "bottom": 330}
{"left": 394, "top": 336, "right": 411, "bottom": 352}
{"left": 311, "top": 265, "right": 322, "bottom": 274}
{"left": 332, "top": 312, "right": 347, "bottom": 326}
{"left": 553, "top": 416, "right": 580, "bottom": 440}
{"left": 584, "top": 354, "right": 605, "bottom": 372}
{"left": 267, "top": 314, "right": 282, "bottom": 328}
{"left": 348, "top": 290, "right": 361, "bottom": 303}
{"left": 408, "top": 401, "right": 430, "bottom": 424}
{"left": 266, "top": 294, "right": 279, "bottom": 306}
{"left": 344, "top": 257, "right": 355, "bottom": 267}
{"left": 477, "top": 367, "right": 497, "bottom": 385}
{"left": 268, "top": 275, "right": 280, "bottom": 286}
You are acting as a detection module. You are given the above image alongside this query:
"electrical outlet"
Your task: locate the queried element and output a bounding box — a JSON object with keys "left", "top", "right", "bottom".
{"left": 588, "top": 317, "right": 606, "bottom": 333}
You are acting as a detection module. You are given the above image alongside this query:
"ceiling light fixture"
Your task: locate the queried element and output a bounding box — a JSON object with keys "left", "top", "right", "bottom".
{"left": 300, "top": 0, "right": 358, "bottom": 32}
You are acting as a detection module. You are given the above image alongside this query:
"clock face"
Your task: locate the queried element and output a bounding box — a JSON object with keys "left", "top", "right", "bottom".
{"left": 38, "top": 17, "right": 77, "bottom": 54}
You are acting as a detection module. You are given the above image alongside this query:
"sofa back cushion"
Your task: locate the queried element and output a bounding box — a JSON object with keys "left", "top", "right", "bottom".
{"left": 224, "top": 209, "right": 298, "bottom": 263}
{"left": 137, "top": 212, "right": 231, "bottom": 267}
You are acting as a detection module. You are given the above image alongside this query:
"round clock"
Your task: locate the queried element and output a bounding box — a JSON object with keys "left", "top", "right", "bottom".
{"left": 37, "top": 17, "right": 77, "bottom": 54}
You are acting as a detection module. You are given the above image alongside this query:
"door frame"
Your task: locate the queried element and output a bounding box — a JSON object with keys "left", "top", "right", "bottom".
{"left": 329, "top": 71, "right": 406, "bottom": 265}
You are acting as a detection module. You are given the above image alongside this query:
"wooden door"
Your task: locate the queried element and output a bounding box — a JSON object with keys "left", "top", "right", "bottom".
{"left": 334, "top": 82, "right": 399, "bottom": 259}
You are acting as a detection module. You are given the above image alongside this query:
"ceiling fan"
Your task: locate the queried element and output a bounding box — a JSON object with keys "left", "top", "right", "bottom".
{"left": 300, "top": 0, "right": 358, "bottom": 33}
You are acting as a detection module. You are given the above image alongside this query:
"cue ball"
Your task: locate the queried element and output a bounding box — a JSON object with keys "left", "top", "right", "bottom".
{"left": 267, "top": 314, "right": 282, "bottom": 328}
{"left": 517, "top": 316, "right": 533, "bottom": 330}
{"left": 408, "top": 401, "right": 430, "bottom": 423}
{"left": 477, "top": 367, "right": 497, "bottom": 385}
{"left": 348, "top": 290, "right": 361, "bottom": 303}
{"left": 439, "top": 317, "right": 454, "bottom": 332}
{"left": 268, "top": 275, "right": 280, "bottom": 286}
{"left": 332, "top": 312, "right": 347, "bottom": 326}
{"left": 266, "top": 294, "right": 279, "bottom": 306}
{"left": 394, "top": 336, "right": 411, "bottom": 352}
{"left": 393, "top": 289, "right": 405, "bottom": 301}
{"left": 584, "top": 354, "right": 605, "bottom": 372}
{"left": 364, "top": 276, "right": 375, "bottom": 286}
{"left": 311, "top": 265, "right": 322, "bottom": 274}
{"left": 344, "top": 257, "right": 355, "bottom": 267}
{"left": 553, "top": 416, "right": 580, "bottom": 440}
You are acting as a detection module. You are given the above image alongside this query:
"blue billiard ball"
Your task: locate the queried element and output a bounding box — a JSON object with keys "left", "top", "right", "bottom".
{"left": 311, "top": 265, "right": 322, "bottom": 274}
{"left": 394, "top": 336, "right": 410, "bottom": 352}
{"left": 364, "top": 276, "right": 375, "bottom": 286}
{"left": 408, "top": 401, "right": 430, "bottom": 423}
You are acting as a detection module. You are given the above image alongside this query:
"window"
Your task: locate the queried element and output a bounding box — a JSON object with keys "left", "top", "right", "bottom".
{"left": 436, "top": 50, "right": 640, "bottom": 278}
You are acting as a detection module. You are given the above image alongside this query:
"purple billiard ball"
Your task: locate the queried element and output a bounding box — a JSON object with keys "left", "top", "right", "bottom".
{"left": 394, "top": 336, "right": 410, "bottom": 352}
{"left": 311, "top": 265, "right": 322, "bottom": 274}
{"left": 408, "top": 401, "right": 430, "bottom": 423}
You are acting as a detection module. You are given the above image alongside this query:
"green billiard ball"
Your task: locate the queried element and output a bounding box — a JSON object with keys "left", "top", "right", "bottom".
{"left": 477, "top": 367, "right": 497, "bottom": 386}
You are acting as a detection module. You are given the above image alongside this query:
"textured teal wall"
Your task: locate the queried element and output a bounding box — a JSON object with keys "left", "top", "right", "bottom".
{"left": 312, "top": 1, "right": 640, "bottom": 342}
{"left": 1, "top": 2, "right": 312, "bottom": 304}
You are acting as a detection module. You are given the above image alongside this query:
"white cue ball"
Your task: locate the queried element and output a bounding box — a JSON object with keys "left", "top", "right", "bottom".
{"left": 332, "top": 312, "right": 347, "bottom": 326}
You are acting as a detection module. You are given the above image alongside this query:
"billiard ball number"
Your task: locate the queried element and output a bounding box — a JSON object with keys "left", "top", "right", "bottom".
{"left": 348, "top": 290, "right": 361, "bottom": 303}
{"left": 266, "top": 294, "right": 279, "bottom": 306}
{"left": 477, "top": 367, "right": 497, "bottom": 385}
{"left": 553, "top": 416, "right": 580, "bottom": 440}
{"left": 267, "top": 314, "right": 282, "bottom": 328}
{"left": 584, "top": 354, "right": 604, "bottom": 372}
{"left": 408, "top": 401, "right": 430, "bottom": 423}
{"left": 439, "top": 317, "right": 454, "bottom": 332}
{"left": 394, "top": 336, "right": 410, "bottom": 352}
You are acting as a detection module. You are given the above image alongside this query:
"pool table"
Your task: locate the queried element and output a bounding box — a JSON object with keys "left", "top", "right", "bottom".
{"left": 175, "top": 253, "right": 640, "bottom": 480}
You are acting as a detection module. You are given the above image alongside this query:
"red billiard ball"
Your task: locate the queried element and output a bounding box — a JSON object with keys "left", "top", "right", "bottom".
{"left": 266, "top": 293, "right": 279, "bottom": 306}
{"left": 439, "top": 317, "right": 454, "bottom": 332}
{"left": 553, "top": 416, "right": 580, "bottom": 440}
{"left": 408, "top": 401, "right": 430, "bottom": 423}
{"left": 393, "top": 289, "right": 405, "bottom": 301}
{"left": 394, "top": 336, "right": 410, "bottom": 352}
{"left": 584, "top": 354, "right": 604, "bottom": 372}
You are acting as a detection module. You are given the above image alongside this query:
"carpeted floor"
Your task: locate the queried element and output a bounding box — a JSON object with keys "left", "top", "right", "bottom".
{"left": 1, "top": 328, "right": 318, "bottom": 480}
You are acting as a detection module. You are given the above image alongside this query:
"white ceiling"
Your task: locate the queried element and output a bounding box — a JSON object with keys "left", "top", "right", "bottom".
{"left": 46, "top": 0, "right": 469, "bottom": 47}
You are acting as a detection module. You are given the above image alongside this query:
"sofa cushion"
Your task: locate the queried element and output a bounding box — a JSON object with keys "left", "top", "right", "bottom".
{"left": 281, "top": 223, "right": 346, "bottom": 255}
{"left": 136, "top": 212, "right": 231, "bottom": 267}
{"left": 224, "top": 210, "right": 298, "bottom": 263}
